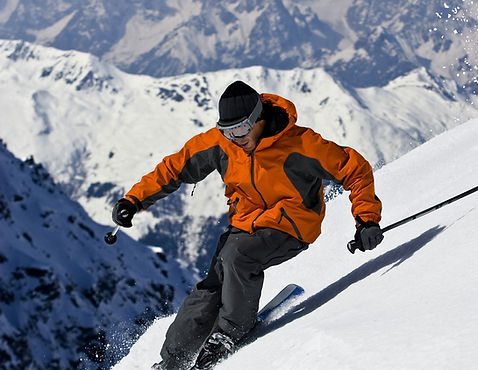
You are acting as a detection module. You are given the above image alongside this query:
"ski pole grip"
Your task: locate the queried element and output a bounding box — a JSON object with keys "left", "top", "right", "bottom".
{"left": 347, "top": 240, "right": 358, "bottom": 254}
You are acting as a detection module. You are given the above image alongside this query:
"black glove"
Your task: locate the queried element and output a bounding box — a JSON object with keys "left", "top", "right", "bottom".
{"left": 112, "top": 198, "right": 137, "bottom": 228}
{"left": 353, "top": 218, "right": 384, "bottom": 252}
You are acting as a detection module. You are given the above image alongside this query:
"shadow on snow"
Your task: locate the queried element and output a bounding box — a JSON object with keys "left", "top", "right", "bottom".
{"left": 244, "top": 225, "right": 446, "bottom": 345}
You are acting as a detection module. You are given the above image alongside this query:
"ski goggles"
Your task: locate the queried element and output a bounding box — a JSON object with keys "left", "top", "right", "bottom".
{"left": 216, "top": 99, "right": 263, "bottom": 140}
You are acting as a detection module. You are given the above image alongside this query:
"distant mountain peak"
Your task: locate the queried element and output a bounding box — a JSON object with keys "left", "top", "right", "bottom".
{"left": 1, "top": 0, "right": 476, "bottom": 97}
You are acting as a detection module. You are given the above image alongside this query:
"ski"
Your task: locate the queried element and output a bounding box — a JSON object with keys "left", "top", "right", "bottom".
{"left": 256, "top": 283, "right": 304, "bottom": 322}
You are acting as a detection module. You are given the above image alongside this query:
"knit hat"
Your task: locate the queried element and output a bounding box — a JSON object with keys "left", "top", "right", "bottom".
{"left": 217, "top": 81, "right": 262, "bottom": 127}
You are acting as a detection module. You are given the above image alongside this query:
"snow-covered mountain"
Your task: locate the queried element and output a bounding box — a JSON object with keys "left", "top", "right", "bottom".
{"left": 0, "top": 0, "right": 477, "bottom": 96}
{"left": 0, "top": 140, "right": 196, "bottom": 369}
{"left": 1, "top": 39, "right": 477, "bottom": 271}
{"left": 113, "top": 117, "right": 478, "bottom": 370}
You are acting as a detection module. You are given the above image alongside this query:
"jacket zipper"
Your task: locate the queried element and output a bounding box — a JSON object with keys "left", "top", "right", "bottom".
{"left": 279, "top": 207, "right": 303, "bottom": 241}
{"left": 250, "top": 152, "right": 267, "bottom": 232}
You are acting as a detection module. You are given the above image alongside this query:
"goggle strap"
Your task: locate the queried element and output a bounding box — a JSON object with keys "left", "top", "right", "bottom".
{"left": 248, "top": 98, "right": 263, "bottom": 125}
{"left": 216, "top": 97, "right": 263, "bottom": 130}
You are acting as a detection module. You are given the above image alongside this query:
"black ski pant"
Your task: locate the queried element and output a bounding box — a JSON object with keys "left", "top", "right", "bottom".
{"left": 159, "top": 226, "right": 308, "bottom": 367}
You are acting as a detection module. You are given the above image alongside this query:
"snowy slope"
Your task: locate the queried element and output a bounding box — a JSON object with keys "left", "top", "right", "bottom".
{"left": 114, "top": 118, "right": 478, "bottom": 369}
{"left": 1, "top": 39, "right": 476, "bottom": 271}
{"left": 0, "top": 141, "right": 197, "bottom": 369}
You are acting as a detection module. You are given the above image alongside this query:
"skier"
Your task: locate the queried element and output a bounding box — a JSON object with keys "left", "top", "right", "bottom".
{"left": 112, "top": 81, "right": 384, "bottom": 369}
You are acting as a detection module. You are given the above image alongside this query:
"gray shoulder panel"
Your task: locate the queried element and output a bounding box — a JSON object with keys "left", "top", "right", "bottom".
{"left": 142, "top": 145, "right": 228, "bottom": 209}
{"left": 179, "top": 145, "right": 228, "bottom": 183}
{"left": 283, "top": 152, "right": 341, "bottom": 215}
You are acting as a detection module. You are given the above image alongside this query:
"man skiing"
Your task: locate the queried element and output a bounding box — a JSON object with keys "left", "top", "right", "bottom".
{"left": 112, "top": 80, "right": 384, "bottom": 369}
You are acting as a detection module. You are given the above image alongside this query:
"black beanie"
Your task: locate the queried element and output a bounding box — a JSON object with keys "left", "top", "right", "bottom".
{"left": 217, "top": 81, "right": 261, "bottom": 126}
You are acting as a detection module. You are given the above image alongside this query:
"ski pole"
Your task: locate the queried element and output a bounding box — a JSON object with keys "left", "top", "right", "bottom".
{"left": 347, "top": 184, "right": 478, "bottom": 254}
{"left": 104, "top": 225, "right": 120, "bottom": 245}
{"left": 104, "top": 207, "right": 131, "bottom": 245}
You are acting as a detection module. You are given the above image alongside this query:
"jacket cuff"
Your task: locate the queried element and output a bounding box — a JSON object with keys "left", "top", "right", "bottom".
{"left": 125, "top": 195, "right": 143, "bottom": 212}
{"left": 355, "top": 214, "right": 381, "bottom": 227}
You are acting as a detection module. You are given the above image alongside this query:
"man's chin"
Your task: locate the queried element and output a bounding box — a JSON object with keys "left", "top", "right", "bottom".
{"left": 233, "top": 140, "right": 257, "bottom": 153}
{"left": 240, "top": 144, "right": 255, "bottom": 153}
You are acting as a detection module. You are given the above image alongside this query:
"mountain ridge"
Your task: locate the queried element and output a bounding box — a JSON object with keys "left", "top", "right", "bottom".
{"left": 0, "top": 139, "right": 197, "bottom": 369}
{"left": 0, "top": 0, "right": 477, "bottom": 96}
{"left": 1, "top": 38, "right": 476, "bottom": 271}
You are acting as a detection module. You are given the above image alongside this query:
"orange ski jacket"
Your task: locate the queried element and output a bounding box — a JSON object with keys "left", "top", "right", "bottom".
{"left": 125, "top": 93, "right": 382, "bottom": 244}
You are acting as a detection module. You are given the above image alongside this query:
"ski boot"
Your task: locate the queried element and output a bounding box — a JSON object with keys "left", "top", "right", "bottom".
{"left": 190, "top": 330, "right": 235, "bottom": 369}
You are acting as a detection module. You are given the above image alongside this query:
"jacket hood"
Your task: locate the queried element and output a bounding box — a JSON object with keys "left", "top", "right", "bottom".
{"left": 261, "top": 93, "right": 297, "bottom": 125}
{"left": 256, "top": 93, "right": 297, "bottom": 150}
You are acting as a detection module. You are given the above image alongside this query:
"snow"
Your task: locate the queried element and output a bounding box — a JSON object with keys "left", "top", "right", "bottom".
{"left": 113, "top": 117, "right": 478, "bottom": 369}
{"left": 0, "top": 0, "right": 19, "bottom": 23}
{"left": 103, "top": 0, "right": 202, "bottom": 66}
{"left": 28, "top": 11, "right": 77, "bottom": 44}
{"left": 0, "top": 140, "right": 199, "bottom": 368}
{"left": 2, "top": 40, "right": 476, "bottom": 269}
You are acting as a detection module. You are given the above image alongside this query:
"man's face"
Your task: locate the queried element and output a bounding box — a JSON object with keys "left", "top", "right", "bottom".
{"left": 232, "top": 119, "right": 266, "bottom": 153}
